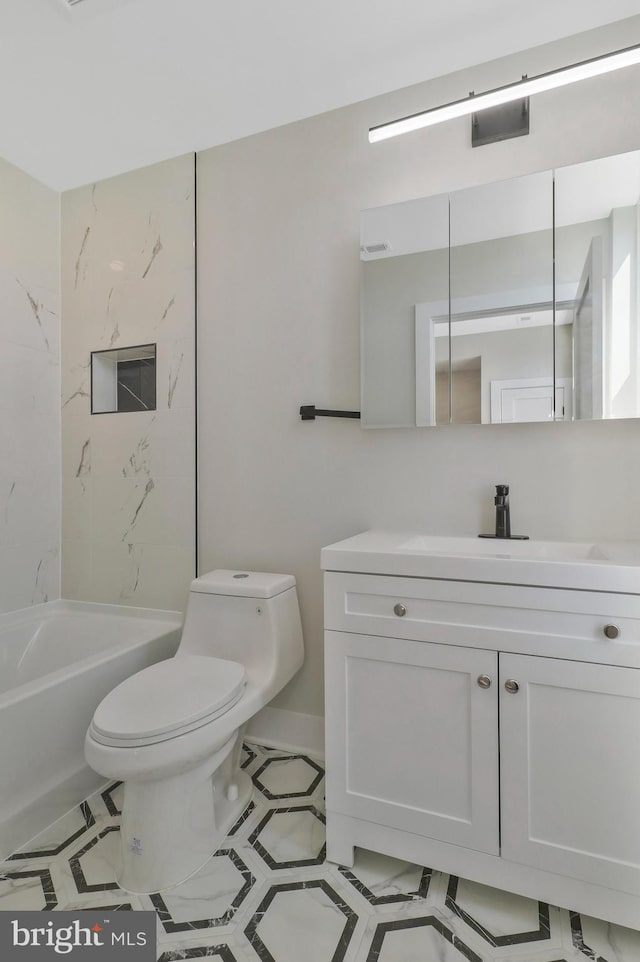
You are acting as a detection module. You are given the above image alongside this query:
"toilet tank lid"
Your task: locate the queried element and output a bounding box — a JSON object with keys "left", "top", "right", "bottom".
{"left": 190, "top": 569, "right": 296, "bottom": 598}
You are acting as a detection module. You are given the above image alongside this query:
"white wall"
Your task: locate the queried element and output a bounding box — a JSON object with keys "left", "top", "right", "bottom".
{"left": 0, "top": 157, "right": 60, "bottom": 612}
{"left": 197, "top": 16, "right": 640, "bottom": 720}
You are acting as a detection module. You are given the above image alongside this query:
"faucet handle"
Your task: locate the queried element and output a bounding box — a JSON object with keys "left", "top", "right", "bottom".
{"left": 495, "top": 483, "right": 509, "bottom": 496}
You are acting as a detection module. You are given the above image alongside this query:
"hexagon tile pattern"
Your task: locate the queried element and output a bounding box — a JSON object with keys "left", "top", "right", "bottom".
{"left": 252, "top": 754, "right": 324, "bottom": 800}
{"left": 445, "top": 875, "right": 552, "bottom": 947}
{"left": 151, "top": 849, "right": 255, "bottom": 934}
{"left": 249, "top": 804, "right": 326, "bottom": 870}
{"left": 7, "top": 800, "right": 96, "bottom": 860}
{"left": 244, "top": 879, "right": 358, "bottom": 962}
{"left": 0, "top": 742, "right": 638, "bottom": 962}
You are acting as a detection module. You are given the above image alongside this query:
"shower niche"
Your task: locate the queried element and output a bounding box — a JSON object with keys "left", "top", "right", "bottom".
{"left": 91, "top": 343, "right": 157, "bottom": 414}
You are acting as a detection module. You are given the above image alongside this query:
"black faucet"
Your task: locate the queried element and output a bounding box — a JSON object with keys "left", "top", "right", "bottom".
{"left": 479, "top": 484, "right": 529, "bottom": 540}
{"left": 494, "top": 484, "right": 510, "bottom": 538}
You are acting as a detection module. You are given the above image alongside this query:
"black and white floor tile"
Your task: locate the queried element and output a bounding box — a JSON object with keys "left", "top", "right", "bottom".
{"left": 1, "top": 744, "right": 639, "bottom": 962}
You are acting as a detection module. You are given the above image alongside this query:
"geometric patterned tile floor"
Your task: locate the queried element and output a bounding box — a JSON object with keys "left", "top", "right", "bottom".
{"left": 1, "top": 743, "right": 639, "bottom": 962}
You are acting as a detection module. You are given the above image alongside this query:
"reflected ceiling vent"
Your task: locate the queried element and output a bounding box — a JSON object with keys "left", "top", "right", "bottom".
{"left": 360, "top": 241, "right": 391, "bottom": 256}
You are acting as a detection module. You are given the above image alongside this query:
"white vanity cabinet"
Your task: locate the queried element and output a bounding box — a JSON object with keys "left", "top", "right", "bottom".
{"left": 499, "top": 653, "right": 640, "bottom": 896}
{"left": 322, "top": 554, "right": 640, "bottom": 930}
{"left": 325, "top": 630, "right": 500, "bottom": 854}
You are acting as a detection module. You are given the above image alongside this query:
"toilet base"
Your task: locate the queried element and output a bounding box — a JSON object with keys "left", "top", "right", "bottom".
{"left": 116, "top": 732, "right": 253, "bottom": 893}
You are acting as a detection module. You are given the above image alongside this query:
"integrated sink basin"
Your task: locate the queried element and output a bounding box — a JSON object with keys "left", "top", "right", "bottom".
{"left": 397, "top": 535, "right": 613, "bottom": 562}
{"left": 321, "top": 530, "right": 640, "bottom": 592}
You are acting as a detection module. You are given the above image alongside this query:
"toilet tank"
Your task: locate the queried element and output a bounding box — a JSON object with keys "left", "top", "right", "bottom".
{"left": 177, "top": 570, "right": 304, "bottom": 690}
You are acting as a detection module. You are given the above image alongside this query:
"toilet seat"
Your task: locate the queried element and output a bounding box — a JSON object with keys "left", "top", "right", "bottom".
{"left": 90, "top": 655, "right": 246, "bottom": 748}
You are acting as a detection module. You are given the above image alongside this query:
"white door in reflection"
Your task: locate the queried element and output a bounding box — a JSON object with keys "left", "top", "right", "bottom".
{"left": 490, "top": 377, "right": 572, "bottom": 423}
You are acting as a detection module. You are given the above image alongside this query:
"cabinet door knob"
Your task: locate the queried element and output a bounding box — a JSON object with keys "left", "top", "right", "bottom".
{"left": 477, "top": 674, "right": 492, "bottom": 689}
{"left": 603, "top": 624, "right": 620, "bottom": 639}
{"left": 505, "top": 679, "right": 520, "bottom": 694}
{"left": 393, "top": 603, "right": 407, "bottom": 617}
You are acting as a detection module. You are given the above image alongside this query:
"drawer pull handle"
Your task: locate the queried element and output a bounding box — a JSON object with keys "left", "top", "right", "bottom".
{"left": 393, "top": 603, "right": 407, "bottom": 617}
{"left": 505, "top": 679, "right": 520, "bottom": 694}
{"left": 604, "top": 624, "right": 620, "bottom": 639}
{"left": 477, "top": 674, "right": 492, "bottom": 689}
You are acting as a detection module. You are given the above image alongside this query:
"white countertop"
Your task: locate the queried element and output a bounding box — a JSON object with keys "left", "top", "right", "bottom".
{"left": 321, "top": 530, "right": 640, "bottom": 593}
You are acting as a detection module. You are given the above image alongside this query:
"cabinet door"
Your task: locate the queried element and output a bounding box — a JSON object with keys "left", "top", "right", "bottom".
{"left": 500, "top": 653, "right": 640, "bottom": 895}
{"left": 325, "top": 631, "right": 499, "bottom": 854}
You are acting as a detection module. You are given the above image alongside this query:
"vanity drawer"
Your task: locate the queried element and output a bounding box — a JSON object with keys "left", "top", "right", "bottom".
{"left": 324, "top": 572, "right": 640, "bottom": 667}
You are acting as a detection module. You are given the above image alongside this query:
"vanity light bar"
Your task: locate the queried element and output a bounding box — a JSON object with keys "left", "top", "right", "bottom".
{"left": 369, "top": 42, "right": 640, "bottom": 143}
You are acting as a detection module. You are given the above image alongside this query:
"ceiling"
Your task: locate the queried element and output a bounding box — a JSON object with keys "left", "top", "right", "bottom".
{"left": 1, "top": 0, "right": 639, "bottom": 191}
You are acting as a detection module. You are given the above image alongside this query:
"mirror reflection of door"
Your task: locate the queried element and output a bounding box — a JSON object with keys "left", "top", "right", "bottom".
{"left": 490, "top": 377, "right": 572, "bottom": 423}
{"left": 449, "top": 171, "right": 555, "bottom": 424}
{"left": 415, "top": 306, "right": 481, "bottom": 425}
{"left": 440, "top": 360, "right": 481, "bottom": 424}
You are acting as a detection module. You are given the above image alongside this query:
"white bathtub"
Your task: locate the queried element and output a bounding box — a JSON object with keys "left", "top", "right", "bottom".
{"left": 0, "top": 599, "right": 182, "bottom": 859}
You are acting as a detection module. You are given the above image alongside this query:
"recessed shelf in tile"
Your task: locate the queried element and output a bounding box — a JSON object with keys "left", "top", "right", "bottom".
{"left": 91, "top": 344, "right": 156, "bottom": 414}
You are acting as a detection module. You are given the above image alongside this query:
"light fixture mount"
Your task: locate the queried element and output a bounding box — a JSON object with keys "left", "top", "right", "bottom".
{"left": 471, "top": 98, "right": 529, "bottom": 148}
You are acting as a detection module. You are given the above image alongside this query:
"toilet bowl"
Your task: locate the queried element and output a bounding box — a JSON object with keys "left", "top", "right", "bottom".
{"left": 84, "top": 569, "right": 304, "bottom": 893}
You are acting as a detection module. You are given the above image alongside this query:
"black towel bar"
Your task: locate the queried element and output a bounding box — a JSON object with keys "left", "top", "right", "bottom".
{"left": 300, "top": 404, "right": 361, "bottom": 421}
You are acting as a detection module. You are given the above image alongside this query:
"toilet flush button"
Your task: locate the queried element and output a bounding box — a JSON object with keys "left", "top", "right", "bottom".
{"left": 234, "top": 573, "right": 249, "bottom": 579}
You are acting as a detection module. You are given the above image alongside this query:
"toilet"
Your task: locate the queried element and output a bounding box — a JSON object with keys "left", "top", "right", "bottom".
{"left": 84, "top": 569, "right": 304, "bottom": 893}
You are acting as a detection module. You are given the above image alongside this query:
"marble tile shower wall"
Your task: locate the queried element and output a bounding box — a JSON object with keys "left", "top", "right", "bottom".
{"left": 0, "top": 157, "right": 60, "bottom": 612}
{"left": 61, "top": 154, "right": 196, "bottom": 611}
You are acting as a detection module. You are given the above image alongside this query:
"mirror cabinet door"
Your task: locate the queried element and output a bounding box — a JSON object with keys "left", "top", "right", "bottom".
{"left": 359, "top": 149, "right": 640, "bottom": 428}
{"left": 554, "top": 150, "right": 640, "bottom": 420}
{"left": 360, "top": 193, "right": 450, "bottom": 427}
{"left": 449, "top": 171, "right": 555, "bottom": 425}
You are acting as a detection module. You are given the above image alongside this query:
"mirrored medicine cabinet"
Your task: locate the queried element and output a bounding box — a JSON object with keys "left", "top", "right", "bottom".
{"left": 361, "top": 148, "right": 640, "bottom": 427}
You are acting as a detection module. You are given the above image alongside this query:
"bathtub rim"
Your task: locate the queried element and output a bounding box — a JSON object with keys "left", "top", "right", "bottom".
{"left": 0, "top": 598, "right": 182, "bottom": 709}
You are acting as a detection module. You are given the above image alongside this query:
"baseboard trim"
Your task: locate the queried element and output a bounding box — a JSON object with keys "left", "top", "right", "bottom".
{"left": 246, "top": 707, "right": 324, "bottom": 759}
